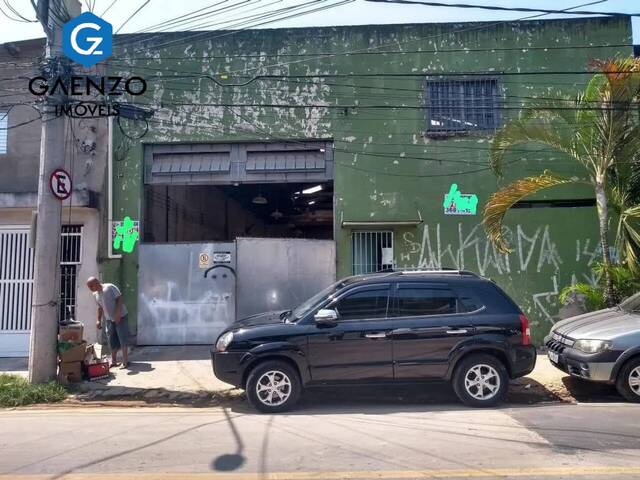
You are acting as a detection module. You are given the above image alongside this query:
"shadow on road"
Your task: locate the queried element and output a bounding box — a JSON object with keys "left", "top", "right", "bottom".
{"left": 561, "top": 375, "right": 622, "bottom": 403}
{"left": 226, "top": 379, "right": 565, "bottom": 416}
{"left": 210, "top": 408, "right": 246, "bottom": 471}
{"left": 125, "top": 361, "right": 155, "bottom": 375}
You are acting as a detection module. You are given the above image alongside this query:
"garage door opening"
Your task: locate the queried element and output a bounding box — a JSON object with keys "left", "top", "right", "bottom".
{"left": 144, "top": 181, "right": 333, "bottom": 243}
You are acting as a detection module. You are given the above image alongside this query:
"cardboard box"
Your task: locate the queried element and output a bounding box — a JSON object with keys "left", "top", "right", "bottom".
{"left": 58, "top": 361, "right": 82, "bottom": 384}
{"left": 59, "top": 324, "right": 84, "bottom": 342}
{"left": 58, "top": 341, "right": 88, "bottom": 363}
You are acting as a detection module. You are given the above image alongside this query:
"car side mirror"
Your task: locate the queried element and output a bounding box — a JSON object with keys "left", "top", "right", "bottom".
{"left": 314, "top": 308, "right": 338, "bottom": 326}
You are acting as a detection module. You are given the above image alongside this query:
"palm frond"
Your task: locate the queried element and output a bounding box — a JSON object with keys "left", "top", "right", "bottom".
{"left": 483, "top": 172, "right": 573, "bottom": 253}
{"left": 616, "top": 204, "right": 640, "bottom": 274}
{"left": 489, "top": 111, "right": 580, "bottom": 178}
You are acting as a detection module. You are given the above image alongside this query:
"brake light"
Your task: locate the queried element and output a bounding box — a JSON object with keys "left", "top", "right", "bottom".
{"left": 519, "top": 314, "right": 531, "bottom": 346}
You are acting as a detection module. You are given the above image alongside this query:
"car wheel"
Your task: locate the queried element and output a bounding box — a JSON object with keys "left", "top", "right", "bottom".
{"left": 246, "top": 360, "right": 302, "bottom": 413}
{"left": 615, "top": 357, "right": 640, "bottom": 403}
{"left": 452, "top": 354, "right": 509, "bottom": 408}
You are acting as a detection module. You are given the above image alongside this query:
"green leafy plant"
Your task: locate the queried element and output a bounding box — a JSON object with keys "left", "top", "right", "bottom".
{"left": 0, "top": 374, "right": 67, "bottom": 408}
{"left": 559, "top": 283, "right": 607, "bottom": 312}
{"left": 559, "top": 263, "right": 640, "bottom": 312}
{"left": 484, "top": 58, "right": 640, "bottom": 306}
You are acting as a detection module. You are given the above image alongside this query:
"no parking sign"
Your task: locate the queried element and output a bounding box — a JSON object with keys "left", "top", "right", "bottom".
{"left": 49, "top": 168, "right": 72, "bottom": 200}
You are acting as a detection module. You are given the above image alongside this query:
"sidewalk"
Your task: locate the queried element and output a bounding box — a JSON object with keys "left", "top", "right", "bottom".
{"left": 1, "top": 348, "right": 621, "bottom": 406}
{"left": 72, "top": 345, "right": 241, "bottom": 404}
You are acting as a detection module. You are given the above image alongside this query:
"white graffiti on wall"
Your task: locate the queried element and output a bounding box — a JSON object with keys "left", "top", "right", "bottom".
{"left": 139, "top": 280, "right": 234, "bottom": 344}
{"left": 400, "top": 223, "right": 602, "bottom": 322}
{"left": 532, "top": 275, "right": 559, "bottom": 321}
{"left": 400, "top": 223, "right": 562, "bottom": 276}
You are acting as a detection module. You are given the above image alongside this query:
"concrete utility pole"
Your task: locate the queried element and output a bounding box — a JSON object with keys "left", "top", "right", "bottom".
{"left": 29, "top": 0, "right": 81, "bottom": 383}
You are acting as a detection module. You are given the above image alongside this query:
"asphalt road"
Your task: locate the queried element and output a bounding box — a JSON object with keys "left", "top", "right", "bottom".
{"left": 1, "top": 399, "right": 640, "bottom": 480}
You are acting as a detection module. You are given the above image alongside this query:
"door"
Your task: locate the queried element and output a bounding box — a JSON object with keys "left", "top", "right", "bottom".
{"left": 137, "top": 243, "right": 236, "bottom": 345}
{"left": 236, "top": 237, "right": 335, "bottom": 319}
{"left": 307, "top": 284, "right": 393, "bottom": 382}
{"left": 390, "top": 282, "right": 474, "bottom": 379}
{"left": 0, "top": 227, "right": 34, "bottom": 357}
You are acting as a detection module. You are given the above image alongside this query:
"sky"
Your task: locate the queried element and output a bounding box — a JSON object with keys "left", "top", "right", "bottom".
{"left": 0, "top": 0, "right": 638, "bottom": 44}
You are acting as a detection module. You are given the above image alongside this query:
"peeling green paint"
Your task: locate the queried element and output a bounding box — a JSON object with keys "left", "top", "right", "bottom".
{"left": 104, "top": 17, "right": 632, "bottom": 343}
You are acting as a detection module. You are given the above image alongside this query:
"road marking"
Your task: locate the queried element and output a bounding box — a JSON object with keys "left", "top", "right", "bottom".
{"left": 4, "top": 467, "right": 640, "bottom": 479}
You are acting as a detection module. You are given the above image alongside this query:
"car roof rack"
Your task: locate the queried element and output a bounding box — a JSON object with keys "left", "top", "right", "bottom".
{"left": 380, "top": 267, "right": 479, "bottom": 277}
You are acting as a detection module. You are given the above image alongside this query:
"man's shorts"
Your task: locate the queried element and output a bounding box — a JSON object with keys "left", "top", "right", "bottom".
{"left": 105, "top": 315, "right": 130, "bottom": 351}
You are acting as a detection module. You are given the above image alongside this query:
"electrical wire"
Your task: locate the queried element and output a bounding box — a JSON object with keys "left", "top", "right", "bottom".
{"left": 115, "top": 0, "right": 152, "bottom": 34}
{"left": 100, "top": 0, "right": 119, "bottom": 17}
{"left": 132, "top": 0, "right": 260, "bottom": 34}
{"left": 110, "top": 41, "right": 633, "bottom": 61}
{"left": 226, "top": 106, "right": 527, "bottom": 178}
{"left": 0, "top": 1, "right": 36, "bottom": 22}
{"left": 114, "top": 0, "right": 355, "bottom": 52}
{"left": 364, "top": 0, "right": 640, "bottom": 17}
{"left": 112, "top": 0, "right": 609, "bottom": 74}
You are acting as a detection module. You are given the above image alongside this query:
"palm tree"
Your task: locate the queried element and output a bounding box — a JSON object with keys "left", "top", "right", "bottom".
{"left": 484, "top": 59, "right": 640, "bottom": 306}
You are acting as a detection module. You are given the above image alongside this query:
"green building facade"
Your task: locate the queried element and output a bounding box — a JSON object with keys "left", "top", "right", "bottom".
{"left": 103, "top": 17, "right": 633, "bottom": 344}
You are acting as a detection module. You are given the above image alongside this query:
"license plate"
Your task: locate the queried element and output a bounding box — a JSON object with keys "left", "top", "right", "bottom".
{"left": 548, "top": 351, "right": 559, "bottom": 364}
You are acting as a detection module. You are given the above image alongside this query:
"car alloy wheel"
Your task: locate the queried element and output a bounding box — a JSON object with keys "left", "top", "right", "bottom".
{"left": 629, "top": 366, "right": 640, "bottom": 397}
{"left": 255, "top": 370, "right": 292, "bottom": 407}
{"left": 464, "top": 364, "right": 501, "bottom": 401}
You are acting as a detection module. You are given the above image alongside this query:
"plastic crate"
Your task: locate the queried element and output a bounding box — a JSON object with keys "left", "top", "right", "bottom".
{"left": 86, "top": 362, "right": 110, "bottom": 379}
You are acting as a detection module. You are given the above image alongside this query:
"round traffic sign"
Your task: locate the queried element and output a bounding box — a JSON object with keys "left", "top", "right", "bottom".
{"left": 49, "top": 168, "right": 72, "bottom": 200}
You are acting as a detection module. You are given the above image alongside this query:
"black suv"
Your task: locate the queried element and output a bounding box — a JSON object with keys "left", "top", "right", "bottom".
{"left": 212, "top": 270, "right": 536, "bottom": 412}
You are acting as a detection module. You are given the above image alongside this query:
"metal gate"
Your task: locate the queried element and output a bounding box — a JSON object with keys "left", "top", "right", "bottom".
{"left": 351, "top": 231, "right": 394, "bottom": 274}
{"left": 0, "top": 227, "right": 34, "bottom": 357}
{"left": 236, "top": 237, "right": 336, "bottom": 319}
{"left": 137, "top": 238, "right": 336, "bottom": 344}
{"left": 137, "top": 243, "right": 237, "bottom": 345}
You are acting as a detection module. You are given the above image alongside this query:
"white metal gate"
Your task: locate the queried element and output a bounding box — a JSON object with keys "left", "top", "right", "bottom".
{"left": 0, "top": 227, "right": 34, "bottom": 357}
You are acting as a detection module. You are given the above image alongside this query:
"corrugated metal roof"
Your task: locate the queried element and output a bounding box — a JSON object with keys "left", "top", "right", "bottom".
{"left": 151, "top": 152, "right": 231, "bottom": 175}
{"left": 246, "top": 149, "right": 325, "bottom": 172}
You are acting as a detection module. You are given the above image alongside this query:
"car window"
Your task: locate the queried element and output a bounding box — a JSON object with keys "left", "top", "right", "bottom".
{"left": 455, "top": 287, "right": 484, "bottom": 313}
{"left": 333, "top": 288, "right": 389, "bottom": 321}
{"left": 395, "top": 286, "right": 457, "bottom": 316}
{"left": 292, "top": 280, "right": 344, "bottom": 320}
{"left": 620, "top": 292, "right": 640, "bottom": 313}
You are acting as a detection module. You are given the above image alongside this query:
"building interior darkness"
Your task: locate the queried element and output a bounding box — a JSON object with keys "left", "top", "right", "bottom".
{"left": 143, "top": 181, "right": 333, "bottom": 243}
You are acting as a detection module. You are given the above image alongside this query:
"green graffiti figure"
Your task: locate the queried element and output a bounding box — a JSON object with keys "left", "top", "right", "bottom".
{"left": 113, "top": 216, "right": 139, "bottom": 253}
{"left": 443, "top": 183, "right": 478, "bottom": 215}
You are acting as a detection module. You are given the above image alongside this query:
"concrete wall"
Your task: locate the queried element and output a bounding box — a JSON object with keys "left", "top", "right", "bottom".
{"left": 104, "top": 17, "right": 633, "bottom": 343}
{"left": 0, "top": 40, "right": 44, "bottom": 193}
{"left": 0, "top": 38, "right": 109, "bottom": 198}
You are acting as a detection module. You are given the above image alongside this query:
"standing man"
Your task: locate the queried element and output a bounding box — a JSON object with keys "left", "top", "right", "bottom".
{"left": 87, "top": 277, "right": 130, "bottom": 368}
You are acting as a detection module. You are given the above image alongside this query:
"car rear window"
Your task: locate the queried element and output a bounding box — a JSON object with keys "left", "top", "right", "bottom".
{"left": 395, "top": 285, "right": 457, "bottom": 316}
{"left": 470, "top": 281, "right": 521, "bottom": 314}
{"left": 456, "top": 288, "right": 484, "bottom": 313}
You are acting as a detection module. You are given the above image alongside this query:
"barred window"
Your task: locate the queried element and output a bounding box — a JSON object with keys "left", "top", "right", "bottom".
{"left": 425, "top": 78, "right": 500, "bottom": 135}
{"left": 0, "top": 111, "right": 7, "bottom": 154}
{"left": 60, "top": 225, "right": 83, "bottom": 322}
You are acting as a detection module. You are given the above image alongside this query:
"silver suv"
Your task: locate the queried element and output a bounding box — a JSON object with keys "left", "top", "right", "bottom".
{"left": 545, "top": 292, "right": 640, "bottom": 402}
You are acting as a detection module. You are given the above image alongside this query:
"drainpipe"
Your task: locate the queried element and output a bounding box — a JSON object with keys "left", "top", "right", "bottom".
{"left": 107, "top": 117, "right": 122, "bottom": 259}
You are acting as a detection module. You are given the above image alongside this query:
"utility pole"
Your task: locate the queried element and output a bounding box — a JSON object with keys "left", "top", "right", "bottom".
{"left": 28, "top": 0, "right": 81, "bottom": 383}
